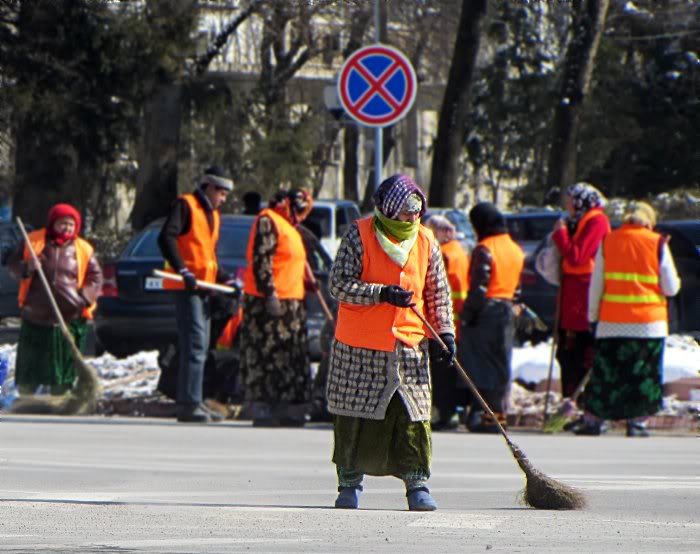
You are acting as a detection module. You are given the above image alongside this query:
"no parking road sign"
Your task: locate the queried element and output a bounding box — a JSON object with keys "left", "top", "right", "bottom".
{"left": 337, "top": 44, "right": 417, "bottom": 128}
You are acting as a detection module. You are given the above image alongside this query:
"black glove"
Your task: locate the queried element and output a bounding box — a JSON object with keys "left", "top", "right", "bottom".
{"left": 266, "top": 295, "right": 282, "bottom": 317}
{"left": 380, "top": 285, "right": 414, "bottom": 307}
{"left": 179, "top": 268, "right": 197, "bottom": 291}
{"left": 438, "top": 333, "right": 456, "bottom": 365}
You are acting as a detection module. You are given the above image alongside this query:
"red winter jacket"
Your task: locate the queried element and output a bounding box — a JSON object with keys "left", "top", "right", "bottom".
{"left": 552, "top": 210, "right": 610, "bottom": 331}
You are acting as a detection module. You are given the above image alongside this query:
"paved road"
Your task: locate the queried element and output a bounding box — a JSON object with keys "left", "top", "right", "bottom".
{"left": 0, "top": 416, "right": 697, "bottom": 553}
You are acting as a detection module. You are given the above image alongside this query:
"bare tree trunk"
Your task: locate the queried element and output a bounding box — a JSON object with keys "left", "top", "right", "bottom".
{"left": 130, "top": 84, "right": 182, "bottom": 230}
{"left": 428, "top": 0, "right": 488, "bottom": 207}
{"left": 546, "top": 0, "right": 610, "bottom": 190}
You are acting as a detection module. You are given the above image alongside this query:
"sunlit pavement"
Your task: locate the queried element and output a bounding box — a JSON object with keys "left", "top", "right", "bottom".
{"left": 0, "top": 416, "right": 697, "bottom": 553}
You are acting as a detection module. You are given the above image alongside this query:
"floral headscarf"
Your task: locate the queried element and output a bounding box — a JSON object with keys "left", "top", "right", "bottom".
{"left": 566, "top": 182, "right": 606, "bottom": 232}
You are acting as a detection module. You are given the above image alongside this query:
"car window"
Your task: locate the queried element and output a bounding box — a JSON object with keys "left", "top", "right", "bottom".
{"left": 525, "top": 217, "right": 557, "bottom": 242}
{"left": 336, "top": 207, "right": 348, "bottom": 237}
{"left": 217, "top": 224, "right": 252, "bottom": 258}
{"left": 662, "top": 230, "right": 697, "bottom": 260}
{"left": 306, "top": 206, "right": 331, "bottom": 238}
{"left": 126, "top": 228, "right": 161, "bottom": 258}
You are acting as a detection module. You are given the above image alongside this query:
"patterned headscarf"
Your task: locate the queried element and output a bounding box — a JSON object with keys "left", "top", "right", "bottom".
{"left": 566, "top": 182, "right": 606, "bottom": 231}
{"left": 373, "top": 174, "right": 427, "bottom": 220}
{"left": 269, "top": 188, "right": 313, "bottom": 225}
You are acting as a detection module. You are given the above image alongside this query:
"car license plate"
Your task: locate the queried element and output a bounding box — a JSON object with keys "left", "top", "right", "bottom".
{"left": 144, "top": 277, "right": 163, "bottom": 290}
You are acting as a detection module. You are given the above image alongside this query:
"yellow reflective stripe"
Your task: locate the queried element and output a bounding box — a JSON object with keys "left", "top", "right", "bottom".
{"left": 602, "top": 293, "right": 665, "bottom": 304}
{"left": 451, "top": 291, "right": 468, "bottom": 300}
{"left": 604, "top": 272, "right": 658, "bottom": 284}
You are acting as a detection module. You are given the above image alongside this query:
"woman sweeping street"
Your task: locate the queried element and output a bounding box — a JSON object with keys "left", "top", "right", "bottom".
{"left": 458, "top": 202, "right": 524, "bottom": 433}
{"left": 326, "top": 174, "right": 454, "bottom": 512}
{"left": 579, "top": 202, "right": 680, "bottom": 436}
{"left": 8, "top": 203, "right": 102, "bottom": 395}
{"left": 240, "top": 188, "right": 314, "bottom": 427}
{"left": 552, "top": 183, "right": 611, "bottom": 410}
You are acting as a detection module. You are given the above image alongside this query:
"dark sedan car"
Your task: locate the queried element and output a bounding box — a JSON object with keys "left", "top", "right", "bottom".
{"left": 95, "top": 215, "right": 333, "bottom": 360}
{"left": 520, "top": 219, "right": 700, "bottom": 337}
{"left": 504, "top": 210, "right": 563, "bottom": 257}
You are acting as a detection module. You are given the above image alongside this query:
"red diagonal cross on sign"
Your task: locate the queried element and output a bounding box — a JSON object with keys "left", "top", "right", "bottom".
{"left": 348, "top": 58, "right": 402, "bottom": 113}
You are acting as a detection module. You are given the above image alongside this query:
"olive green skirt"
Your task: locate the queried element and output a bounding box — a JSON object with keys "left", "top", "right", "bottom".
{"left": 332, "top": 394, "right": 432, "bottom": 478}
{"left": 15, "top": 318, "right": 88, "bottom": 390}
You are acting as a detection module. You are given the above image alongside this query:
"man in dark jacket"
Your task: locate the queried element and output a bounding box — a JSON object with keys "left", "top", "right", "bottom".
{"left": 158, "top": 166, "right": 234, "bottom": 423}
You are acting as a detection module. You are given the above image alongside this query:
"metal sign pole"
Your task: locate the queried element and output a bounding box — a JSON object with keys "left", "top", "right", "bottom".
{"left": 374, "top": 0, "right": 382, "bottom": 191}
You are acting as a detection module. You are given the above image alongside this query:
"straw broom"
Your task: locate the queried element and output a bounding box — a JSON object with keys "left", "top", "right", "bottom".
{"left": 11, "top": 219, "right": 101, "bottom": 415}
{"left": 411, "top": 305, "right": 587, "bottom": 510}
{"left": 542, "top": 368, "right": 592, "bottom": 434}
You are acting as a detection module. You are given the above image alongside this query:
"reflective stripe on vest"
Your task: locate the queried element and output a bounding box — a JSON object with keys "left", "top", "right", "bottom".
{"left": 18, "top": 229, "right": 96, "bottom": 319}
{"left": 163, "top": 194, "right": 220, "bottom": 290}
{"left": 243, "top": 209, "right": 306, "bottom": 300}
{"left": 479, "top": 233, "right": 525, "bottom": 300}
{"left": 441, "top": 239, "right": 469, "bottom": 337}
{"left": 334, "top": 216, "right": 433, "bottom": 352}
{"left": 561, "top": 208, "right": 610, "bottom": 275}
{"left": 599, "top": 224, "right": 666, "bottom": 324}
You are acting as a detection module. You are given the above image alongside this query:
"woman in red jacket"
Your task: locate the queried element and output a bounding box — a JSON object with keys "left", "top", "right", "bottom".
{"left": 552, "top": 183, "right": 610, "bottom": 405}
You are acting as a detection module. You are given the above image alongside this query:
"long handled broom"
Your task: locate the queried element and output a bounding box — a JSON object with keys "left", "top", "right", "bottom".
{"left": 542, "top": 367, "right": 592, "bottom": 434}
{"left": 11, "top": 219, "right": 101, "bottom": 414}
{"left": 411, "top": 305, "right": 586, "bottom": 510}
{"left": 541, "top": 286, "right": 562, "bottom": 428}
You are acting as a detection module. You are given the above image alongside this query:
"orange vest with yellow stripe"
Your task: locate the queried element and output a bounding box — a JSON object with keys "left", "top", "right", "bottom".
{"left": 335, "top": 216, "right": 434, "bottom": 352}
{"left": 441, "top": 240, "right": 469, "bottom": 332}
{"left": 599, "top": 224, "right": 667, "bottom": 324}
{"left": 243, "top": 209, "right": 306, "bottom": 300}
{"left": 479, "top": 233, "right": 524, "bottom": 300}
{"left": 561, "top": 208, "right": 610, "bottom": 275}
{"left": 163, "top": 194, "right": 220, "bottom": 290}
{"left": 18, "top": 229, "right": 96, "bottom": 319}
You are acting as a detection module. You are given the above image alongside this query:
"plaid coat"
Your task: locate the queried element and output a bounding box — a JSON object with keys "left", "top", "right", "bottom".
{"left": 326, "top": 222, "right": 454, "bottom": 422}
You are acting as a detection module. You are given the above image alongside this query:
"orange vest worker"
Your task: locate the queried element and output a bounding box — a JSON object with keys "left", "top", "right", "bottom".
{"left": 561, "top": 207, "right": 611, "bottom": 275}
{"left": 243, "top": 208, "right": 306, "bottom": 300}
{"left": 440, "top": 239, "right": 469, "bottom": 334}
{"left": 18, "top": 229, "right": 97, "bottom": 319}
{"left": 335, "top": 216, "right": 434, "bottom": 352}
{"left": 163, "top": 194, "right": 220, "bottom": 290}
{"left": 479, "top": 233, "right": 524, "bottom": 300}
{"left": 599, "top": 224, "right": 667, "bottom": 324}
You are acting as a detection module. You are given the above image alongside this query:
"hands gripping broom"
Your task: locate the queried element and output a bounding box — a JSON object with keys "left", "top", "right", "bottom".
{"left": 411, "top": 304, "right": 586, "bottom": 510}
{"left": 12, "top": 218, "right": 100, "bottom": 414}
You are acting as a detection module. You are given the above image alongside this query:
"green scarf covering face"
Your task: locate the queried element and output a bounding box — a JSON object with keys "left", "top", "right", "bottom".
{"left": 373, "top": 208, "right": 420, "bottom": 267}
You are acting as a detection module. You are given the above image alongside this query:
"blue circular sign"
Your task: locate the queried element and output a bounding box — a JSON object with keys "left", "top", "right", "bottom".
{"left": 337, "top": 44, "right": 417, "bottom": 128}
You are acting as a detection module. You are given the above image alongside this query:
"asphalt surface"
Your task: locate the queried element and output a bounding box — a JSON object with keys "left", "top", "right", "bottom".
{"left": 0, "top": 416, "right": 697, "bottom": 553}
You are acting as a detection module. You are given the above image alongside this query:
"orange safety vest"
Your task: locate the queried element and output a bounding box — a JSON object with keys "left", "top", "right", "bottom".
{"left": 216, "top": 307, "right": 242, "bottom": 350}
{"left": 18, "top": 229, "right": 97, "bottom": 320}
{"left": 561, "top": 208, "right": 610, "bottom": 275}
{"left": 335, "top": 216, "right": 433, "bottom": 352}
{"left": 163, "top": 194, "right": 220, "bottom": 290}
{"left": 599, "top": 224, "right": 667, "bottom": 324}
{"left": 479, "top": 233, "right": 524, "bottom": 300}
{"left": 441, "top": 239, "right": 469, "bottom": 331}
{"left": 243, "top": 208, "right": 306, "bottom": 300}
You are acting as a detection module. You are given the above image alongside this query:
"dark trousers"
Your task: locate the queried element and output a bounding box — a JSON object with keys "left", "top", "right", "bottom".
{"left": 556, "top": 329, "right": 595, "bottom": 399}
{"left": 175, "top": 292, "right": 211, "bottom": 405}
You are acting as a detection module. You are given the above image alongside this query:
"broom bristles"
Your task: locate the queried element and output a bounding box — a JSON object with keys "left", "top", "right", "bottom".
{"left": 542, "top": 413, "right": 570, "bottom": 434}
{"left": 511, "top": 441, "right": 587, "bottom": 510}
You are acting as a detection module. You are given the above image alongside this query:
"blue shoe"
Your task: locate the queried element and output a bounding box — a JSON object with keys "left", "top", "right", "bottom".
{"left": 407, "top": 488, "right": 438, "bottom": 511}
{"left": 334, "top": 486, "right": 362, "bottom": 509}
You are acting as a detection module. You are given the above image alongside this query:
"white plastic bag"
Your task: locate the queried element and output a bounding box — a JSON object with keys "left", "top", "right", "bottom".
{"left": 535, "top": 233, "right": 561, "bottom": 286}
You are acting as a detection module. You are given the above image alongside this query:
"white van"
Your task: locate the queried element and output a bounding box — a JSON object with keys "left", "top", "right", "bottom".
{"left": 304, "top": 200, "right": 361, "bottom": 259}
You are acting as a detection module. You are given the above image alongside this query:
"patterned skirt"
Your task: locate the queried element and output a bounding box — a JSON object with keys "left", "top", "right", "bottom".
{"left": 15, "top": 318, "right": 88, "bottom": 390}
{"left": 583, "top": 337, "right": 665, "bottom": 420}
{"left": 239, "top": 295, "right": 311, "bottom": 407}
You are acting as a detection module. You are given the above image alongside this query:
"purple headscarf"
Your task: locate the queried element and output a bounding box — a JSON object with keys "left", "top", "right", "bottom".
{"left": 373, "top": 174, "right": 427, "bottom": 220}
